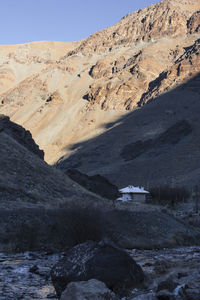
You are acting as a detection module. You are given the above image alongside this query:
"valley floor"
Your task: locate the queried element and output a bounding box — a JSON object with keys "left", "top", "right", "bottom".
{"left": 1, "top": 246, "right": 200, "bottom": 299}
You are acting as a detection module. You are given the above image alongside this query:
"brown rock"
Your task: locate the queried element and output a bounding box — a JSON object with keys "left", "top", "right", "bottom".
{"left": 187, "top": 11, "right": 200, "bottom": 34}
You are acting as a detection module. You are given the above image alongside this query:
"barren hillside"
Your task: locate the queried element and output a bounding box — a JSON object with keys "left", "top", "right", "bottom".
{"left": 0, "top": 0, "right": 199, "bottom": 187}
{"left": 0, "top": 115, "right": 103, "bottom": 209}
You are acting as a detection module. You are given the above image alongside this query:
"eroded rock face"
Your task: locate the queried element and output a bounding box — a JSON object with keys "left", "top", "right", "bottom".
{"left": 139, "top": 38, "right": 200, "bottom": 106}
{"left": 51, "top": 241, "right": 144, "bottom": 297}
{"left": 0, "top": 114, "right": 44, "bottom": 159}
{"left": 60, "top": 279, "right": 119, "bottom": 300}
{"left": 69, "top": 0, "right": 194, "bottom": 55}
{"left": 187, "top": 11, "right": 200, "bottom": 34}
{"left": 85, "top": 74, "right": 148, "bottom": 111}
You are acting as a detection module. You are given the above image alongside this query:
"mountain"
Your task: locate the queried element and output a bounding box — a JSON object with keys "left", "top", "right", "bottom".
{"left": 0, "top": 115, "right": 103, "bottom": 209}
{"left": 58, "top": 73, "right": 200, "bottom": 189}
{"left": 0, "top": 0, "right": 199, "bottom": 188}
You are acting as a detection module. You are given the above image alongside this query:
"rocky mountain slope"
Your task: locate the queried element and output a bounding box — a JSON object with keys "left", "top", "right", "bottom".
{"left": 0, "top": 0, "right": 199, "bottom": 188}
{"left": 58, "top": 72, "right": 200, "bottom": 188}
{"left": 0, "top": 115, "right": 103, "bottom": 209}
{"left": 139, "top": 38, "right": 200, "bottom": 106}
{"left": 2, "top": 115, "right": 200, "bottom": 255}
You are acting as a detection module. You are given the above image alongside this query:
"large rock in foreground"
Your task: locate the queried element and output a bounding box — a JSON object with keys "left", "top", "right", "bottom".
{"left": 60, "top": 279, "right": 119, "bottom": 300}
{"left": 51, "top": 241, "right": 144, "bottom": 297}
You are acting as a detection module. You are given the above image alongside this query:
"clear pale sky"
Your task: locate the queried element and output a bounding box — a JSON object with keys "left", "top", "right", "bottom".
{"left": 1, "top": 0, "right": 159, "bottom": 45}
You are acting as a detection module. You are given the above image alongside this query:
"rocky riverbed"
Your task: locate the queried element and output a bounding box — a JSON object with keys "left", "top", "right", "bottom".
{"left": 0, "top": 251, "right": 59, "bottom": 300}
{"left": 0, "top": 246, "right": 200, "bottom": 299}
{"left": 128, "top": 246, "right": 200, "bottom": 299}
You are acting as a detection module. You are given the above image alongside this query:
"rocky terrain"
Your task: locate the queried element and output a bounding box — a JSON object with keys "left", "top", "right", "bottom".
{"left": 1, "top": 115, "right": 199, "bottom": 252}
{"left": 1, "top": 117, "right": 200, "bottom": 299}
{"left": 58, "top": 71, "right": 200, "bottom": 188}
{"left": 0, "top": 0, "right": 199, "bottom": 174}
{"left": 0, "top": 114, "right": 106, "bottom": 210}
{"left": 139, "top": 38, "right": 200, "bottom": 106}
{"left": 0, "top": 1, "right": 200, "bottom": 298}
{"left": 1, "top": 246, "right": 200, "bottom": 299}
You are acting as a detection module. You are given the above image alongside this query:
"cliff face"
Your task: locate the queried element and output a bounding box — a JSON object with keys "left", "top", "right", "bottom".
{"left": 0, "top": 0, "right": 199, "bottom": 167}
{"left": 67, "top": 0, "right": 195, "bottom": 55}
{"left": 139, "top": 38, "right": 200, "bottom": 106}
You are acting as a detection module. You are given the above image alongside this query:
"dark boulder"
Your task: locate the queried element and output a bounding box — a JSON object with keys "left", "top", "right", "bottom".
{"left": 156, "top": 289, "right": 174, "bottom": 300}
{"left": 66, "top": 168, "right": 119, "bottom": 200}
{"left": 157, "top": 278, "right": 178, "bottom": 293}
{"left": 60, "top": 279, "right": 119, "bottom": 300}
{"left": 51, "top": 240, "right": 144, "bottom": 297}
{"left": 187, "top": 12, "right": 200, "bottom": 34}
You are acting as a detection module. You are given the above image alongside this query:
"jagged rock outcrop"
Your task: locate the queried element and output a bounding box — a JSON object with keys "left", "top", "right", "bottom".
{"left": 0, "top": 114, "right": 44, "bottom": 159}
{"left": 66, "top": 0, "right": 198, "bottom": 55}
{"left": 187, "top": 10, "right": 200, "bottom": 34}
{"left": 139, "top": 38, "right": 200, "bottom": 106}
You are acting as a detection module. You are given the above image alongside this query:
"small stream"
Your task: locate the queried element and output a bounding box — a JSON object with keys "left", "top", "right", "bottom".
{"left": 1, "top": 246, "right": 200, "bottom": 299}
{"left": 0, "top": 251, "right": 59, "bottom": 299}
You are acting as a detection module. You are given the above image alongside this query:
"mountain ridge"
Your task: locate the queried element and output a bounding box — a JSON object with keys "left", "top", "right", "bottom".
{"left": 0, "top": 0, "right": 199, "bottom": 184}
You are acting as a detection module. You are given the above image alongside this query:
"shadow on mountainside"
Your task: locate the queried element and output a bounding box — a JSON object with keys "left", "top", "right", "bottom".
{"left": 56, "top": 73, "right": 200, "bottom": 189}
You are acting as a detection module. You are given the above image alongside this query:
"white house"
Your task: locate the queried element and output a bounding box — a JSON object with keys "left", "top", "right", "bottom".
{"left": 117, "top": 185, "right": 150, "bottom": 203}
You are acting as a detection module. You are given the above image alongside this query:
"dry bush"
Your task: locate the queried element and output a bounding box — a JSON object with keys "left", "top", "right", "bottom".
{"left": 148, "top": 185, "right": 190, "bottom": 207}
{"left": 5, "top": 205, "right": 106, "bottom": 252}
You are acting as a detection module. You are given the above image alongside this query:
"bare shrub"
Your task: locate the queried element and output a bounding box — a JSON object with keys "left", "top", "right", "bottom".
{"left": 149, "top": 185, "right": 190, "bottom": 207}
{"left": 11, "top": 219, "right": 41, "bottom": 252}
{"left": 5, "top": 205, "right": 106, "bottom": 252}
{"left": 50, "top": 206, "right": 105, "bottom": 248}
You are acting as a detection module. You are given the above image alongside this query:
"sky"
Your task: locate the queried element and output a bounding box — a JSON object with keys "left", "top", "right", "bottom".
{"left": 0, "top": 0, "right": 159, "bottom": 45}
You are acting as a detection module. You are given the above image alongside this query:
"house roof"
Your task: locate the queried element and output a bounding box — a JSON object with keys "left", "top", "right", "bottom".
{"left": 119, "top": 185, "right": 149, "bottom": 194}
